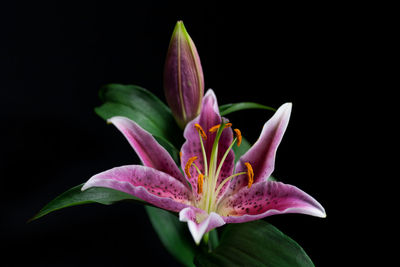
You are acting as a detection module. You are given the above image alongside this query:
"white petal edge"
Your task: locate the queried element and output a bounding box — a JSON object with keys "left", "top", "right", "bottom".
{"left": 179, "top": 207, "right": 225, "bottom": 244}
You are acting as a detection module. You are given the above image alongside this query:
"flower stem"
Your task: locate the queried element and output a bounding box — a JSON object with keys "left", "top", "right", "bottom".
{"left": 202, "top": 232, "right": 209, "bottom": 246}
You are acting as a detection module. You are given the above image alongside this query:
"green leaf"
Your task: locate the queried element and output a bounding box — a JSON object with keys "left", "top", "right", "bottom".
{"left": 91, "top": 84, "right": 198, "bottom": 265}
{"left": 31, "top": 85, "right": 182, "bottom": 222}
{"left": 219, "top": 102, "right": 275, "bottom": 116}
{"left": 269, "top": 176, "right": 277, "bottom": 181}
{"left": 232, "top": 136, "right": 251, "bottom": 163}
{"left": 195, "top": 220, "right": 314, "bottom": 267}
{"left": 145, "top": 206, "right": 196, "bottom": 267}
{"left": 30, "top": 184, "right": 142, "bottom": 222}
{"left": 95, "top": 84, "right": 183, "bottom": 148}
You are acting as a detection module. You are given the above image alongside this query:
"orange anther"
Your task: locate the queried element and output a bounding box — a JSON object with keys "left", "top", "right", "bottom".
{"left": 209, "top": 124, "right": 220, "bottom": 133}
{"left": 197, "top": 174, "right": 204, "bottom": 194}
{"left": 244, "top": 162, "right": 254, "bottom": 188}
{"left": 234, "top": 129, "right": 242, "bottom": 147}
{"left": 184, "top": 156, "right": 198, "bottom": 178}
{"left": 209, "top": 123, "right": 232, "bottom": 133}
{"left": 194, "top": 123, "right": 207, "bottom": 140}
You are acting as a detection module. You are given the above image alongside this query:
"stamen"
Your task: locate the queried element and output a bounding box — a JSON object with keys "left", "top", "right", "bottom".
{"left": 197, "top": 174, "right": 204, "bottom": 194}
{"left": 208, "top": 124, "right": 220, "bottom": 133}
{"left": 234, "top": 129, "right": 242, "bottom": 147}
{"left": 179, "top": 151, "right": 183, "bottom": 162}
{"left": 214, "top": 171, "right": 246, "bottom": 199}
{"left": 208, "top": 123, "right": 232, "bottom": 133}
{"left": 245, "top": 162, "right": 254, "bottom": 188}
{"left": 214, "top": 136, "right": 238, "bottom": 187}
{"left": 185, "top": 156, "right": 198, "bottom": 178}
{"left": 194, "top": 123, "right": 207, "bottom": 140}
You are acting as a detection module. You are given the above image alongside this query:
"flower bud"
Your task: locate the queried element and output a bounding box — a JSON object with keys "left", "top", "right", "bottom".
{"left": 164, "top": 21, "right": 204, "bottom": 128}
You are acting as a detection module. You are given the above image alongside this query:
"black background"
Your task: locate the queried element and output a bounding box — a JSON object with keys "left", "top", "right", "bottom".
{"left": 1, "top": 1, "right": 372, "bottom": 266}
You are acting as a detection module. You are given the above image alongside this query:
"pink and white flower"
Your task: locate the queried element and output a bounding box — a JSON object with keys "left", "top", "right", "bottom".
{"left": 82, "top": 89, "right": 326, "bottom": 244}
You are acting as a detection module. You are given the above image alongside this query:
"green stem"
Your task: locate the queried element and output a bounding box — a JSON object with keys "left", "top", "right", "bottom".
{"left": 203, "top": 232, "right": 209, "bottom": 246}
{"left": 208, "top": 229, "right": 219, "bottom": 252}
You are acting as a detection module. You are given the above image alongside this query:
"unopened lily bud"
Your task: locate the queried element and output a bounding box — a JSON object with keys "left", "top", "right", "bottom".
{"left": 164, "top": 21, "right": 204, "bottom": 128}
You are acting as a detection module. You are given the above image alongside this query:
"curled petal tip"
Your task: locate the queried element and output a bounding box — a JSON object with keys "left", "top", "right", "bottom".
{"left": 280, "top": 102, "right": 292, "bottom": 113}
{"left": 317, "top": 205, "right": 327, "bottom": 218}
{"left": 179, "top": 208, "right": 225, "bottom": 244}
{"left": 81, "top": 183, "right": 88, "bottom": 191}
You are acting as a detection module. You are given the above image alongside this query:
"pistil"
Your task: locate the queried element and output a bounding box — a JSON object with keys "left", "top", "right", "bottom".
{"left": 205, "top": 121, "right": 227, "bottom": 212}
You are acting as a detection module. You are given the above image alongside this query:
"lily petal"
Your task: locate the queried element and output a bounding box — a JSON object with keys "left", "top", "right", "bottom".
{"left": 229, "top": 103, "right": 292, "bottom": 194}
{"left": 219, "top": 180, "right": 326, "bottom": 223}
{"left": 179, "top": 206, "right": 226, "bottom": 244}
{"left": 82, "top": 165, "right": 193, "bottom": 212}
{"left": 108, "top": 116, "right": 187, "bottom": 187}
{"left": 181, "top": 89, "right": 234, "bottom": 198}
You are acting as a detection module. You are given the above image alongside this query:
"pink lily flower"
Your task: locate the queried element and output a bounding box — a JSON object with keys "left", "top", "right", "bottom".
{"left": 82, "top": 89, "right": 326, "bottom": 244}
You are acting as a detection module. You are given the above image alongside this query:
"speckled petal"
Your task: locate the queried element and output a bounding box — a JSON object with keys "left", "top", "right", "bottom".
{"left": 108, "top": 116, "right": 187, "bottom": 187}
{"left": 228, "top": 103, "right": 292, "bottom": 195}
{"left": 82, "top": 165, "right": 193, "bottom": 212}
{"left": 179, "top": 206, "right": 226, "bottom": 244}
{"left": 181, "top": 89, "right": 234, "bottom": 199}
{"left": 218, "top": 180, "right": 326, "bottom": 223}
